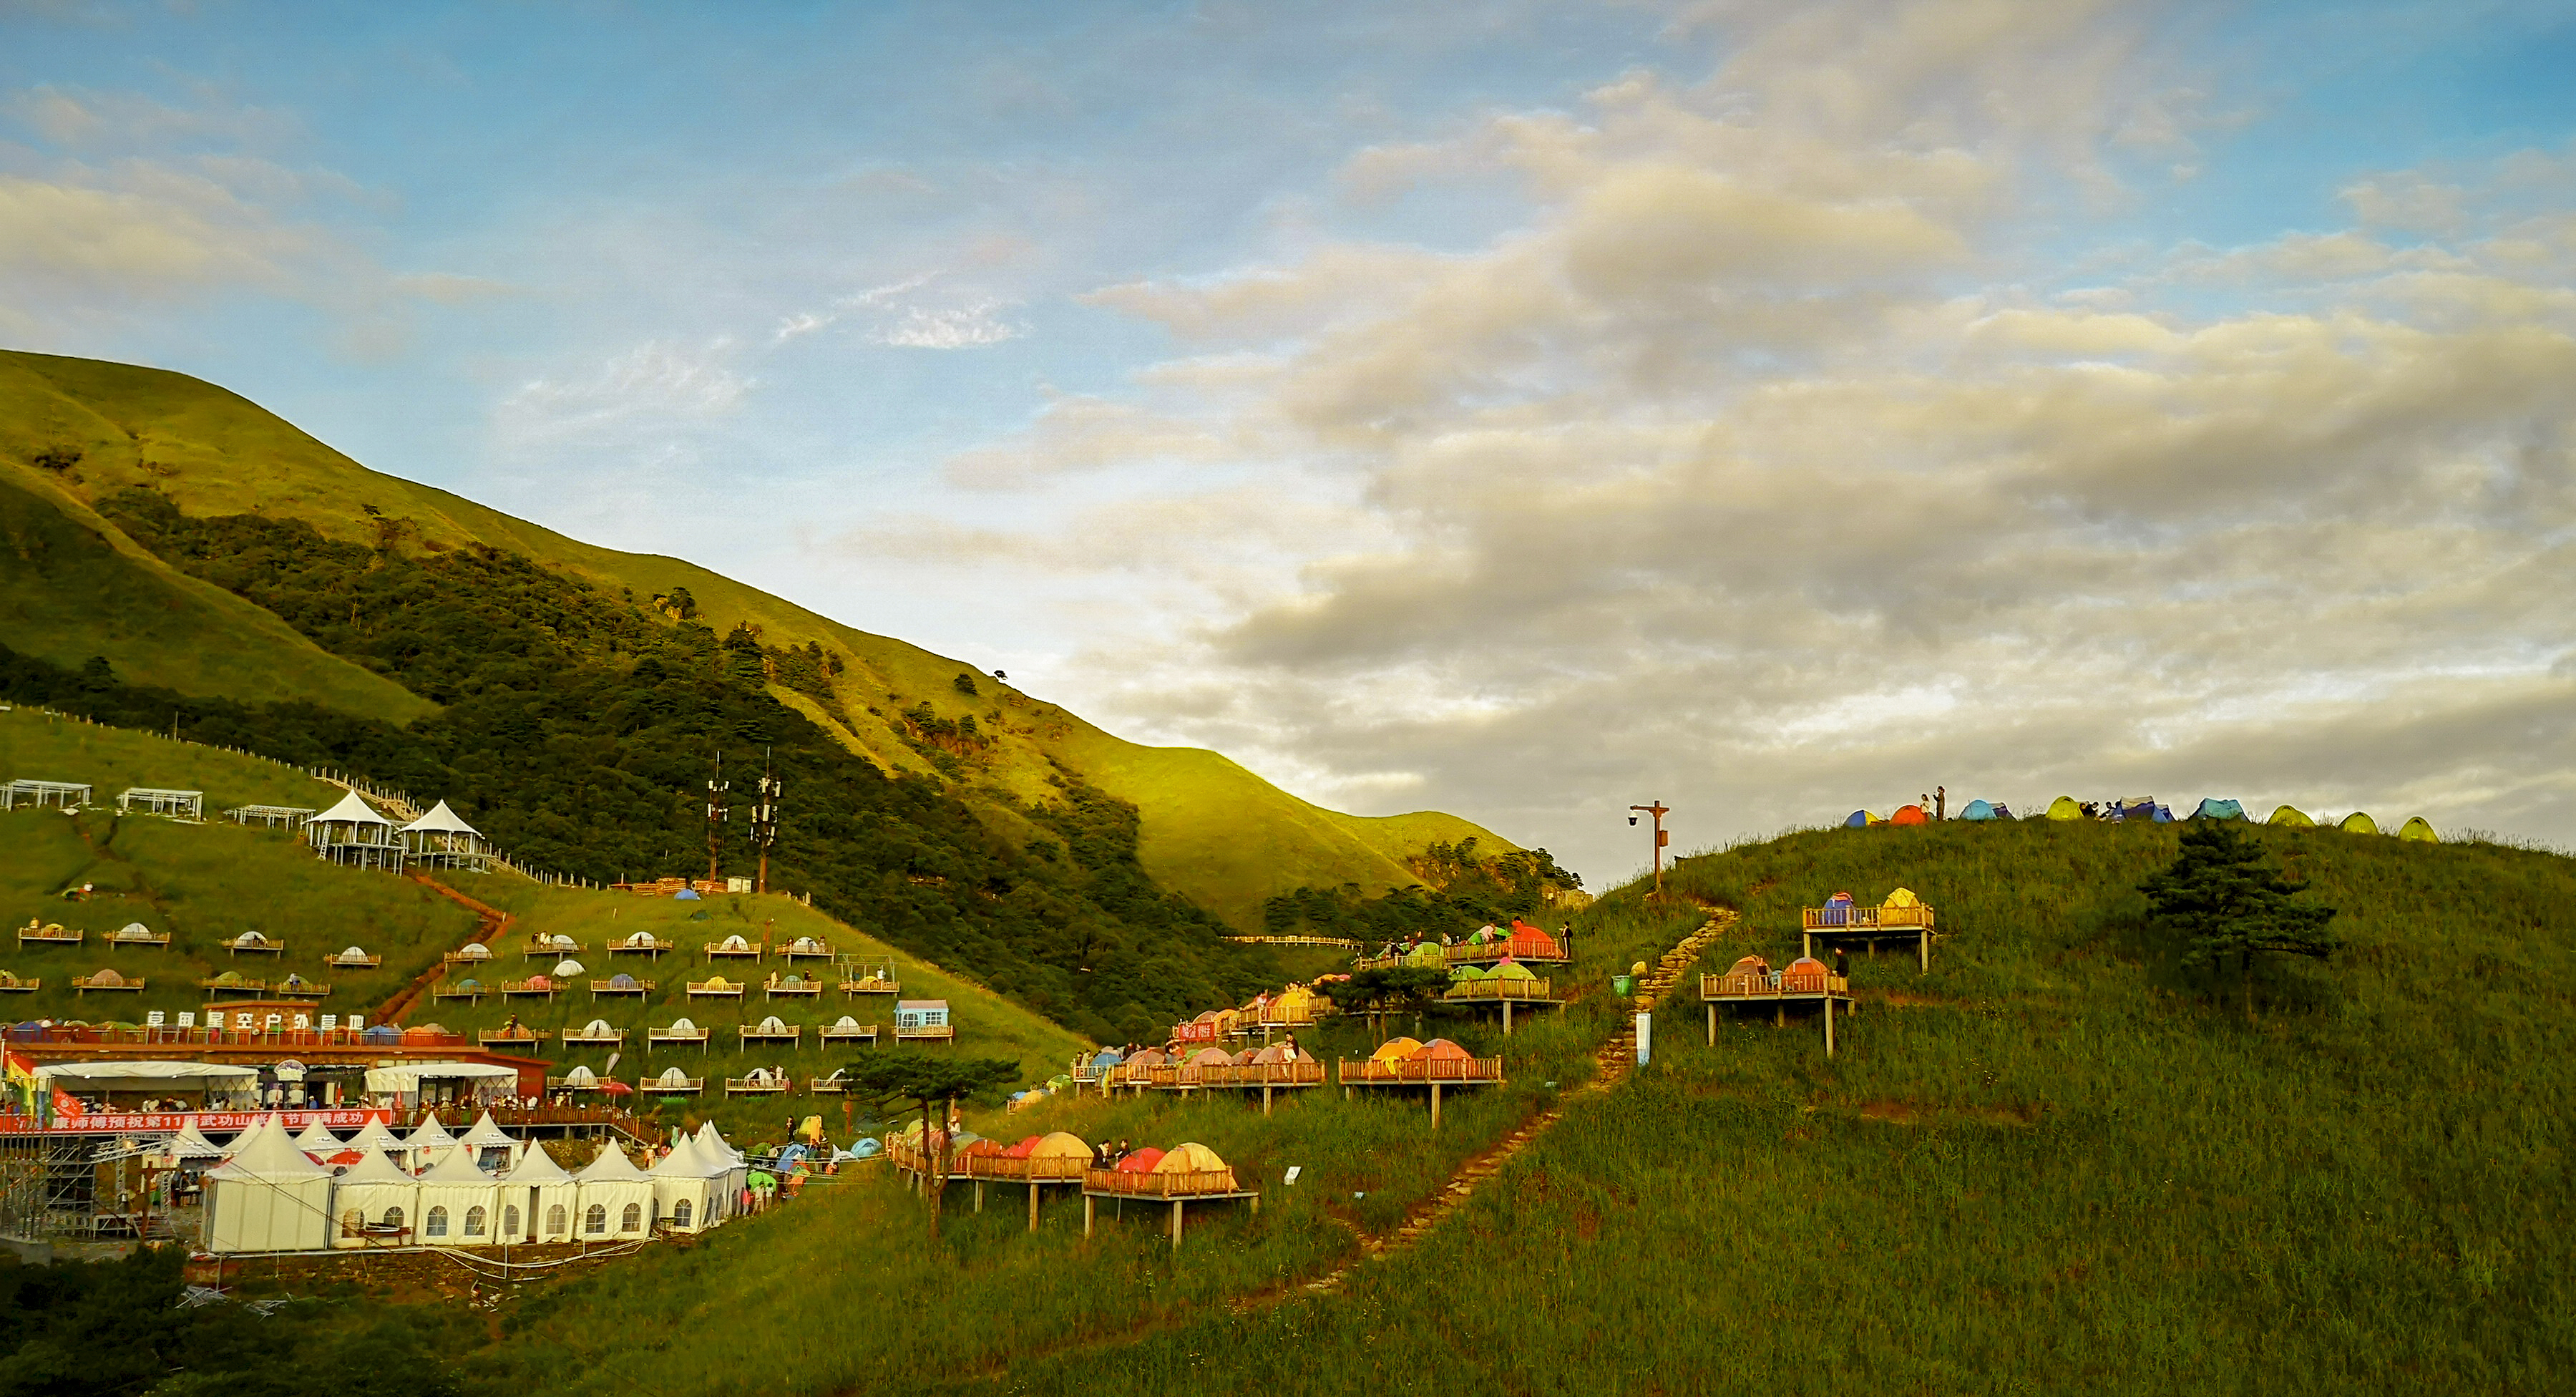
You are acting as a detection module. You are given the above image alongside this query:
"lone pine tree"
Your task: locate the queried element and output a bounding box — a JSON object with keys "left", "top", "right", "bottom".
{"left": 2140, "top": 821, "right": 2341, "bottom": 1023}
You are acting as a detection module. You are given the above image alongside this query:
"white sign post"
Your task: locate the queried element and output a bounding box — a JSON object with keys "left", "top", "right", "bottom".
{"left": 1634, "top": 1011, "right": 1653, "bottom": 1066}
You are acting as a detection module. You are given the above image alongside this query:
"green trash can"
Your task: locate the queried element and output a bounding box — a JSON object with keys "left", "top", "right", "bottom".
{"left": 1611, "top": 973, "right": 1635, "bottom": 997}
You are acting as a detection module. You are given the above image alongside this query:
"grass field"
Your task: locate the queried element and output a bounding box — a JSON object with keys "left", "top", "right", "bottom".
{"left": 0, "top": 349, "right": 1513, "bottom": 930}
{"left": 0, "top": 704, "right": 345, "bottom": 814}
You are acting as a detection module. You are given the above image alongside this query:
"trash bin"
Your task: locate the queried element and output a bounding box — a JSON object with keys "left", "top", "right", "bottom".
{"left": 1611, "top": 973, "right": 1635, "bottom": 997}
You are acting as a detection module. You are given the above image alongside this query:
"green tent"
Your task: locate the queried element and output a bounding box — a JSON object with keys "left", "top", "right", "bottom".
{"left": 1404, "top": 943, "right": 1447, "bottom": 969}
{"left": 2268, "top": 805, "right": 2313, "bottom": 827}
{"left": 2338, "top": 812, "right": 2381, "bottom": 834}
{"left": 2398, "top": 816, "right": 2439, "bottom": 842}
{"left": 2046, "top": 796, "right": 2084, "bottom": 822}
{"left": 1491, "top": 960, "right": 1538, "bottom": 983}
{"left": 1449, "top": 963, "right": 1486, "bottom": 981}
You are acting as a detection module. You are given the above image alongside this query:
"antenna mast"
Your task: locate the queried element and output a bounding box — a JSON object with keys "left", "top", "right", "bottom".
{"left": 751, "top": 748, "right": 781, "bottom": 895}
{"left": 706, "top": 750, "right": 729, "bottom": 882}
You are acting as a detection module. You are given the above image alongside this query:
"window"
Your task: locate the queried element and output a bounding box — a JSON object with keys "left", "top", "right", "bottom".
{"left": 585, "top": 1204, "right": 607, "bottom": 1235}
{"left": 620, "top": 1202, "right": 642, "bottom": 1233}
{"left": 384, "top": 1205, "right": 404, "bottom": 1230}
{"left": 464, "top": 1206, "right": 487, "bottom": 1237}
{"left": 502, "top": 1205, "right": 521, "bottom": 1238}
{"left": 672, "top": 1199, "right": 692, "bottom": 1228}
{"left": 426, "top": 1207, "right": 449, "bottom": 1238}
{"left": 547, "top": 1204, "right": 566, "bottom": 1236}
{"left": 343, "top": 1208, "right": 363, "bottom": 1237}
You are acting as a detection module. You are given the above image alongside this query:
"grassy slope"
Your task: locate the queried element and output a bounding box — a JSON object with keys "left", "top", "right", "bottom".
{"left": 946, "top": 819, "right": 2576, "bottom": 1395}
{"left": 0, "top": 349, "right": 1511, "bottom": 928}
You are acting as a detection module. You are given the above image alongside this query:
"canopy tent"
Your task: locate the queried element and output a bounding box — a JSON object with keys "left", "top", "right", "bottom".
{"left": 330, "top": 1147, "right": 421, "bottom": 1247}
{"left": 203, "top": 1115, "right": 333, "bottom": 1253}
{"left": 313, "top": 789, "right": 394, "bottom": 829}
{"left": 290, "top": 1119, "right": 343, "bottom": 1157}
{"left": 414, "top": 1146, "right": 501, "bottom": 1248}
{"left": 2399, "top": 816, "right": 2439, "bottom": 843}
{"left": 2338, "top": 812, "right": 2381, "bottom": 834}
{"left": 2268, "top": 805, "right": 2314, "bottom": 827}
{"left": 2046, "top": 796, "right": 2084, "bottom": 821}
{"left": 159, "top": 1120, "right": 227, "bottom": 1162}
{"left": 1959, "top": 799, "right": 2001, "bottom": 821}
{"left": 575, "top": 1144, "right": 655, "bottom": 1239}
{"left": 2190, "top": 799, "right": 2245, "bottom": 820}
{"left": 365, "top": 1061, "right": 518, "bottom": 1104}
{"left": 498, "top": 1144, "right": 580, "bottom": 1243}
{"left": 1890, "top": 804, "right": 1928, "bottom": 826}
{"left": 650, "top": 1134, "right": 724, "bottom": 1232}
{"left": 35, "top": 1060, "right": 258, "bottom": 1094}
{"left": 458, "top": 1110, "right": 519, "bottom": 1169}
{"left": 343, "top": 1116, "right": 406, "bottom": 1163}
{"left": 402, "top": 1114, "right": 459, "bottom": 1170}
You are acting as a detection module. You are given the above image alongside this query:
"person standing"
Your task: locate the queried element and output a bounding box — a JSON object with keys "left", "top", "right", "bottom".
{"left": 1935, "top": 786, "right": 1946, "bottom": 821}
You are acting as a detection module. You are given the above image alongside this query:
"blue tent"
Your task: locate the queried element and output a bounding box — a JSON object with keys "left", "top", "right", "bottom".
{"left": 1960, "top": 799, "right": 1999, "bottom": 821}
{"left": 2190, "top": 798, "right": 2245, "bottom": 821}
{"left": 1844, "top": 810, "right": 1870, "bottom": 828}
{"left": 675, "top": 888, "right": 701, "bottom": 901}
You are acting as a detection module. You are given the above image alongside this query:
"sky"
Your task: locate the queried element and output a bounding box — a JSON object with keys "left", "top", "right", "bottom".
{"left": 6, "top": 0, "right": 2576, "bottom": 885}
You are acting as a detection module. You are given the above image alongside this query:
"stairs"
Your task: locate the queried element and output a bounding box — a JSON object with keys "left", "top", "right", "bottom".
{"left": 1299, "top": 907, "right": 1739, "bottom": 1294}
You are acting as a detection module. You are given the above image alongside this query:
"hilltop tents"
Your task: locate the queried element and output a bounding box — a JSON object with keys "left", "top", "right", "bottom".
{"left": 2190, "top": 799, "right": 2245, "bottom": 821}
{"left": 1843, "top": 810, "right": 1885, "bottom": 828}
{"left": 2339, "top": 812, "right": 2381, "bottom": 834}
{"left": 572, "top": 1143, "right": 654, "bottom": 1239}
{"left": 498, "top": 1142, "right": 580, "bottom": 1243}
{"left": 1890, "top": 804, "right": 1928, "bottom": 826}
{"left": 2046, "top": 797, "right": 2084, "bottom": 822}
{"left": 1960, "top": 799, "right": 2001, "bottom": 821}
{"left": 649, "top": 1133, "right": 723, "bottom": 1233}
{"left": 330, "top": 1147, "right": 419, "bottom": 1247}
{"left": 2399, "top": 816, "right": 2439, "bottom": 842}
{"left": 414, "top": 1145, "right": 500, "bottom": 1247}
{"left": 2268, "top": 805, "right": 2314, "bottom": 827}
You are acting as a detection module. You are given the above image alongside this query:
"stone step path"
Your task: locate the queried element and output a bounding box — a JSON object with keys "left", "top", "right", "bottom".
{"left": 1297, "top": 907, "right": 1737, "bottom": 1295}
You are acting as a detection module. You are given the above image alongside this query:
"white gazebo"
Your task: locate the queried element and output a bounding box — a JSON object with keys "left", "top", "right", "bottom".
{"left": 498, "top": 1144, "right": 580, "bottom": 1244}
{"left": 572, "top": 1144, "right": 655, "bottom": 1240}
{"left": 117, "top": 787, "right": 203, "bottom": 819}
{"left": 399, "top": 799, "right": 494, "bottom": 871}
{"left": 331, "top": 1147, "right": 421, "bottom": 1247}
{"left": 457, "top": 1110, "right": 518, "bottom": 1172}
{"left": 308, "top": 789, "right": 404, "bottom": 872}
{"left": 414, "top": 1147, "right": 500, "bottom": 1248}
{"left": 649, "top": 1133, "right": 723, "bottom": 1233}
{"left": 157, "top": 1120, "right": 227, "bottom": 1167}
{"left": 203, "top": 1116, "right": 334, "bottom": 1254}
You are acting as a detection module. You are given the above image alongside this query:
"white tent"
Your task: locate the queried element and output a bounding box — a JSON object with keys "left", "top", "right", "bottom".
{"left": 404, "top": 1114, "right": 460, "bottom": 1169}
{"left": 290, "top": 1118, "right": 344, "bottom": 1157}
{"left": 330, "top": 1147, "right": 421, "bottom": 1247}
{"left": 457, "top": 1110, "right": 518, "bottom": 1171}
{"left": 649, "top": 1133, "right": 723, "bottom": 1233}
{"left": 414, "top": 1147, "right": 500, "bottom": 1248}
{"left": 692, "top": 1121, "right": 748, "bottom": 1220}
{"left": 344, "top": 1115, "right": 407, "bottom": 1162}
{"left": 316, "top": 789, "right": 394, "bottom": 829}
{"left": 203, "top": 1115, "right": 333, "bottom": 1253}
{"left": 159, "top": 1120, "right": 227, "bottom": 1164}
{"left": 400, "top": 799, "right": 482, "bottom": 837}
{"left": 497, "top": 1144, "right": 581, "bottom": 1244}
{"left": 553, "top": 959, "right": 586, "bottom": 977}
{"left": 365, "top": 1061, "right": 519, "bottom": 1109}
{"left": 574, "top": 1142, "right": 655, "bottom": 1240}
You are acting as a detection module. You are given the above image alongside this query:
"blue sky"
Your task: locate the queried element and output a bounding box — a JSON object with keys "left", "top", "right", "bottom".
{"left": 9, "top": 0, "right": 2576, "bottom": 879}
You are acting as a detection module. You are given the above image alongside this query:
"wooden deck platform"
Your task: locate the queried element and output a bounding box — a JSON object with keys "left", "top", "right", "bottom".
{"left": 1699, "top": 970, "right": 1858, "bottom": 1056}
{"left": 1079, "top": 1172, "right": 1259, "bottom": 1253}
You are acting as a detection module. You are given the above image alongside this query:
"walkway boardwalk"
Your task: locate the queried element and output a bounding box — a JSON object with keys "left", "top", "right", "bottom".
{"left": 376, "top": 877, "right": 514, "bottom": 1025}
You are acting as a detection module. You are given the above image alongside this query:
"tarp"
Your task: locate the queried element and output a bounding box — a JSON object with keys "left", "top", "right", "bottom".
{"left": 2338, "top": 812, "right": 2381, "bottom": 834}
{"left": 1960, "top": 799, "right": 1999, "bottom": 821}
{"left": 2399, "top": 816, "right": 2439, "bottom": 842}
{"left": 2046, "top": 796, "right": 2084, "bottom": 822}
{"left": 2191, "top": 799, "right": 2245, "bottom": 821}
{"left": 2268, "top": 805, "right": 2313, "bottom": 827}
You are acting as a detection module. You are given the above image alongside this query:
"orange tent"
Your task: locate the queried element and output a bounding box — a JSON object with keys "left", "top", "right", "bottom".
{"left": 1890, "top": 805, "right": 1928, "bottom": 826}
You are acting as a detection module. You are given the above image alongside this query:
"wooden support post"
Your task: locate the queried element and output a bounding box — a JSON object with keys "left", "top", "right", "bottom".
{"left": 1503, "top": 1000, "right": 1513, "bottom": 1036}
{"left": 1083, "top": 1194, "right": 1095, "bottom": 1238}
{"left": 1775, "top": 1003, "right": 1785, "bottom": 1028}
{"left": 1825, "top": 996, "right": 1836, "bottom": 1058}
{"left": 1919, "top": 933, "right": 1928, "bottom": 975}
{"left": 1262, "top": 1085, "right": 1274, "bottom": 1116}
{"left": 1430, "top": 1081, "right": 1443, "bottom": 1131}
{"left": 1707, "top": 1003, "right": 1716, "bottom": 1047}
{"left": 1170, "top": 1198, "right": 1184, "bottom": 1254}
{"left": 1802, "top": 931, "right": 1813, "bottom": 959}
{"left": 974, "top": 1182, "right": 984, "bottom": 1212}
{"left": 1028, "top": 1182, "right": 1039, "bottom": 1233}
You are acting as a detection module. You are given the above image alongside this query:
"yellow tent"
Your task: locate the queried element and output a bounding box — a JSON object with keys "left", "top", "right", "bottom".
{"left": 2046, "top": 797, "right": 2084, "bottom": 821}
{"left": 2268, "top": 805, "right": 2313, "bottom": 827}
{"left": 2398, "top": 816, "right": 2438, "bottom": 842}
{"left": 1030, "top": 1131, "right": 1092, "bottom": 1162}
{"left": 2338, "top": 812, "right": 2380, "bottom": 834}
{"left": 1882, "top": 887, "right": 1921, "bottom": 908}
{"left": 1155, "top": 1142, "right": 1228, "bottom": 1174}
{"left": 1370, "top": 1036, "right": 1423, "bottom": 1063}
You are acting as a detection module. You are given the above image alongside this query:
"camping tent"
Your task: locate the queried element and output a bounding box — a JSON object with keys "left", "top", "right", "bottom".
{"left": 1153, "top": 1142, "right": 1236, "bottom": 1189}
{"left": 1960, "top": 799, "right": 2000, "bottom": 821}
{"left": 1369, "top": 1037, "right": 1423, "bottom": 1063}
{"left": 2268, "top": 805, "right": 2313, "bottom": 827}
{"left": 1883, "top": 887, "right": 1922, "bottom": 909}
{"left": 2190, "top": 799, "right": 2245, "bottom": 821}
{"left": 2399, "top": 816, "right": 2439, "bottom": 843}
{"left": 1411, "top": 1038, "right": 1470, "bottom": 1062}
{"left": 457, "top": 1111, "right": 518, "bottom": 1171}
{"left": 1890, "top": 804, "right": 1928, "bottom": 826}
{"left": 1843, "top": 810, "right": 1885, "bottom": 828}
{"left": 2046, "top": 797, "right": 2084, "bottom": 821}
{"left": 2338, "top": 812, "right": 2381, "bottom": 834}
{"left": 330, "top": 1147, "right": 420, "bottom": 1247}
{"left": 650, "top": 1133, "right": 723, "bottom": 1233}
{"left": 414, "top": 1145, "right": 501, "bottom": 1247}
{"left": 497, "top": 1142, "right": 580, "bottom": 1243}
{"left": 203, "top": 1115, "right": 334, "bottom": 1254}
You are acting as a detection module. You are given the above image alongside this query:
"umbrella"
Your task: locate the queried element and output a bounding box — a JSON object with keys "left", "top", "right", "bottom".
{"left": 602, "top": 1081, "right": 635, "bottom": 1096}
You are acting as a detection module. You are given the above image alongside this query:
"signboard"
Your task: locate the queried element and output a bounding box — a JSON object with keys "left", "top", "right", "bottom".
{"left": 0, "top": 1107, "right": 391, "bottom": 1136}
{"left": 1634, "top": 1011, "right": 1652, "bottom": 1066}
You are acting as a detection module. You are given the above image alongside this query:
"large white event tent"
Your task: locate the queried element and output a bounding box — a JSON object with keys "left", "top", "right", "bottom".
{"left": 290, "top": 1118, "right": 344, "bottom": 1157}
{"left": 344, "top": 1115, "right": 408, "bottom": 1167}
{"left": 203, "top": 1116, "right": 333, "bottom": 1253}
{"left": 648, "top": 1134, "right": 723, "bottom": 1233}
{"left": 157, "top": 1120, "right": 226, "bottom": 1166}
{"left": 414, "top": 1147, "right": 499, "bottom": 1247}
{"left": 498, "top": 1144, "right": 580, "bottom": 1245}
{"left": 404, "top": 1114, "right": 460, "bottom": 1169}
{"left": 573, "top": 1142, "right": 654, "bottom": 1240}
{"left": 692, "top": 1121, "right": 748, "bottom": 1217}
{"left": 457, "top": 1110, "right": 518, "bottom": 1171}
{"left": 331, "top": 1147, "right": 421, "bottom": 1248}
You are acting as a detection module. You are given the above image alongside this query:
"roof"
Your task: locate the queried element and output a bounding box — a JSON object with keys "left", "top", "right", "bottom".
{"left": 504, "top": 1144, "right": 576, "bottom": 1185}
{"left": 208, "top": 1116, "right": 330, "bottom": 1182}
{"left": 416, "top": 1146, "right": 493, "bottom": 1183}
{"left": 314, "top": 789, "right": 394, "bottom": 827}
{"left": 344, "top": 1118, "right": 405, "bottom": 1152}
{"left": 338, "top": 1147, "right": 417, "bottom": 1186}
{"left": 650, "top": 1134, "right": 716, "bottom": 1178}
{"left": 457, "top": 1111, "right": 517, "bottom": 1147}
{"left": 693, "top": 1121, "right": 744, "bottom": 1166}
{"left": 35, "top": 1060, "right": 258, "bottom": 1088}
{"left": 576, "top": 1143, "right": 651, "bottom": 1182}
{"left": 897, "top": 999, "right": 949, "bottom": 1011}
{"left": 399, "top": 799, "right": 483, "bottom": 837}
{"left": 404, "top": 1116, "right": 459, "bottom": 1149}
{"left": 290, "top": 1119, "right": 343, "bottom": 1152}
{"left": 161, "top": 1121, "right": 226, "bottom": 1158}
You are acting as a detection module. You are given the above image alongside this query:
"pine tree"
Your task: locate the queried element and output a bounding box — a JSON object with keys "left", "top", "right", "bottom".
{"left": 2139, "top": 822, "right": 2340, "bottom": 1022}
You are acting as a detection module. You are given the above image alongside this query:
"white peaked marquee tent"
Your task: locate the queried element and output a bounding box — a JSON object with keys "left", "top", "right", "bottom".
{"left": 574, "top": 1142, "right": 655, "bottom": 1240}
{"left": 404, "top": 1114, "right": 459, "bottom": 1169}
{"left": 290, "top": 1118, "right": 344, "bottom": 1157}
{"left": 203, "top": 1115, "right": 334, "bottom": 1253}
{"left": 693, "top": 1121, "right": 748, "bottom": 1215}
{"left": 331, "top": 1147, "right": 422, "bottom": 1247}
{"left": 344, "top": 1115, "right": 408, "bottom": 1166}
{"left": 414, "top": 1147, "right": 500, "bottom": 1248}
{"left": 457, "top": 1110, "right": 518, "bottom": 1171}
{"left": 498, "top": 1144, "right": 580, "bottom": 1244}
{"left": 399, "top": 799, "right": 493, "bottom": 870}
{"left": 308, "top": 789, "right": 404, "bottom": 871}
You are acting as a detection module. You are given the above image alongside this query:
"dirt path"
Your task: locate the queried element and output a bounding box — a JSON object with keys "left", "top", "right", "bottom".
{"left": 374, "top": 876, "right": 513, "bottom": 1024}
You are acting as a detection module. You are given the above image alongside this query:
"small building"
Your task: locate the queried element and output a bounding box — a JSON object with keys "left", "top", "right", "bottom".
{"left": 308, "top": 790, "right": 404, "bottom": 872}
{"left": 894, "top": 999, "right": 954, "bottom": 1041}
{"left": 399, "top": 799, "right": 494, "bottom": 872}
{"left": 117, "top": 787, "right": 203, "bottom": 819}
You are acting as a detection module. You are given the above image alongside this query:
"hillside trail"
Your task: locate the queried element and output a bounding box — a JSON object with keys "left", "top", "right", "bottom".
{"left": 374, "top": 876, "right": 514, "bottom": 1024}
{"left": 1292, "top": 905, "right": 1737, "bottom": 1297}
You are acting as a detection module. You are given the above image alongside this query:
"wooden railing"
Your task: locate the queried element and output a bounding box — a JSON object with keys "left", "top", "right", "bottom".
{"left": 524, "top": 940, "right": 587, "bottom": 958}
{"left": 894, "top": 1023, "right": 955, "bottom": 1040}
{"left": 1337, "top": 1056, "right": 1503, "bottom": 1084}
{"left": 724, "top": 1076, "right": 791, "bottom": 1094}
{"left": 703, "top": 941, "right": 766, "bottom": 960}
{"left": 1193, "top": 1061, "right": 1326, "bottom": 1088}
{"left": 1802, "top": 905, "right": 1936, "bottom": 931}
{"left": 1221, "top": 935, "right": 1359, "bottom": 948}
{"left": 964, "top": 1154, "right": 1089, "bottom": 1182}
{"left": 685, "top": 980, "right": 744, "bottom": 997}
{"left": 588, "top": 979, "right": 655, "bottom": 996}
{"left": 1700, "top": 970, "right": 1851, "bottom": 999}
{"left": 738, "top": 1024, "right": 803, "bottom": 1042}
{"left": 764, "top": 975, "right": 824, "bottom": 996}
{"left": 1083, "top": 1167, "right": 1240, "bottom": 1197}
{"left": 1445, "top": 978, "right": 1554, "bottom": 1002}
{"left": 561, "top": 1028, "right": 626, "bottom": 1046}
{"left": 1445, "top": 941, "right": 1567, "bottom": 965}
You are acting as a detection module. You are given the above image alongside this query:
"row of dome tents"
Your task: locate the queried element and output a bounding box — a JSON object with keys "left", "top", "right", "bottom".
{"left": 1849, "top": 797, "right": 2438, "bottom": 840}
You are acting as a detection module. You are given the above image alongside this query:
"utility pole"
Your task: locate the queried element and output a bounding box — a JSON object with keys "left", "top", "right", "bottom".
{"left": 1629, "top": 802, "right": 1671, "bottom": 897}
{"left": 750, "top": 749, "right": 781, "bottom": 895}
{"left": 705, "top": 751, "right": 729, "bottom": 883}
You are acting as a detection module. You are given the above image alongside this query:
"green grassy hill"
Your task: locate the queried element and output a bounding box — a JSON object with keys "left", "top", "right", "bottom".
{"left": 0, "top": 349, "right": 1510, "bottom": 929}
{"left": 323, "top": 817, "right": 2575, "bottom": 1397}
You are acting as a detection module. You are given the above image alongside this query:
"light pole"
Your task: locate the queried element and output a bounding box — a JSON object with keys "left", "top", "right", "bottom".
{"left": 1629, "top": 802, "right": 1670, "bottom": 897}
